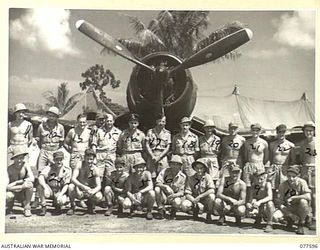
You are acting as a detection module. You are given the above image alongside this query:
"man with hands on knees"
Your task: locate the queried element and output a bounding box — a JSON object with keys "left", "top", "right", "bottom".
{"left": 67, "top": 149, "right": 103, "bottom": 215}
{"left": 6, "top": 148, "right": 34, "bottom": 217}
{"left": 122, "top": 158, "right": 155, "bottom": 220}
{"left": 246, "top": 170, "right": 275, "bottom": 233}
{"left": 155, "top": 155, "right": 187, "bottom": 219}
{"left": 181, "top": 158, "right": 215, "bottom": 223}
{"left": 38, "top": 151, "right": 71, "bottom": 216}
{"left": 214, "top": 163, "right": 246, "bottom": 226}
{"left": 274, "top": 165, "right": 312, "bottom": 235}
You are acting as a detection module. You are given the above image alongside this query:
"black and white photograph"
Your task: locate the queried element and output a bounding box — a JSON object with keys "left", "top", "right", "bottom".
{"left": 6, "top": 7, "right": 317, "bottom": 238}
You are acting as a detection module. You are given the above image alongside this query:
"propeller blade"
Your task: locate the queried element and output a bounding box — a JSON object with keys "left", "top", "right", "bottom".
{"left": 170, "top": 28, "right": 253, "bottom": 73}
{"left": 75, "top": 20, "right": 155, "bottom": 73}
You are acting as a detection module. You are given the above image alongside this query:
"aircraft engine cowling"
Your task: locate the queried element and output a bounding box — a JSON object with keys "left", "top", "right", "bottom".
{"left": 126, "top": 52, "right": 197, "bottom": 132}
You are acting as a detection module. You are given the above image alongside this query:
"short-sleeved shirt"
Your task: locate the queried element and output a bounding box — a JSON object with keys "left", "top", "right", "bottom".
{"left": 156, "top": 169, "right": 186, "bottom": 194}
{"left": 40, "top": 164, "right": 72, "bottom": 187}
{"left": 65, "top": 126, "right": 92, "bottom": 154}
{"left": 172, "top": 131, "right": 199, "bottom": 155}
{"left": 125, "top": 170, "right": 152, "bottom": 194}
{"left": 278, "top": 177, "right": 311, "bottom": 203}
{"left": 37, "top": 122, "right": 65, "bottom": 151}
{"left": 185, "top": 173, "right": 215, "bottom": 196}
{"left": 199, "top": 134, "right": 221, "bottom": 157}
{"left": 117, "top": 129, "right": 145, "bottom": 153}
{"left": 106, "top": 171, "right": 129, "bottom": 191}
{"left": 76, "top": 163, "right": 100, "bottom": 188}
{"left": 145, "top": 128, "right": 171, "bottom": 151}
{"left": 92, "top": 126, "right": 121, "bottom": 153}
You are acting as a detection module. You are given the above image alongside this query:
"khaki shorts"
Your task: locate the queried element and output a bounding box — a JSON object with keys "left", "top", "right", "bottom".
{"left": 243, "top": 162, "right": 265, "bottom": 187}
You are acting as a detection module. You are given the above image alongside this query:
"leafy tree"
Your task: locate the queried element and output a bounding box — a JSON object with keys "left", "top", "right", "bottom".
{"left": 42, "top": 82, "right": 82, "bottom": 115}
{"left": 117, "top": 11, "right": 244, "bottom": 60}
{"left": 79, "top": 64, "right": 128, "bottom": 115}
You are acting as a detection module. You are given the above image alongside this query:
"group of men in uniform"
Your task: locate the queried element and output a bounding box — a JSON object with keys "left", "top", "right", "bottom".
{"left": 6, "top": 103, "right": 316, "bottom": 235}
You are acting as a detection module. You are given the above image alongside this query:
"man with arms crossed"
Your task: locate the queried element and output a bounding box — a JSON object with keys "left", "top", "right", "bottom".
{"left": 214, "top": 163, "right": 246, "bottom": 226}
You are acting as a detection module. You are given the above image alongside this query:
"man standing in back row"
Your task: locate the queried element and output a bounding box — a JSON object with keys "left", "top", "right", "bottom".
{"left": 268, "top": 124, "right": 294, "bottom": 197}
{"left": 220, "top": 122, "right": 245, "bottom": 178}
{"left": 172, "top": 117, "right": 199, "bottom": 177}
{"left": 243, "top": 123, "right": 269, "bottom": 192}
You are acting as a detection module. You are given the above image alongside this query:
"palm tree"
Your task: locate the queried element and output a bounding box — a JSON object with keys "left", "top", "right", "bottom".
{"left": 115, "top": 11, "right": 244, "bottom": 60}
{"left": 42, "top": 82, "right": 82, "bottom": 115}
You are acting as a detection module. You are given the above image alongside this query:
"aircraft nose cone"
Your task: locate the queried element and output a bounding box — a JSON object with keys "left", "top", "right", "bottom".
{"left": 244, "top": 28, "right": 253, "bottom": 40}
{"left": 75, "top": 20, "right": 85, "bottom": 29}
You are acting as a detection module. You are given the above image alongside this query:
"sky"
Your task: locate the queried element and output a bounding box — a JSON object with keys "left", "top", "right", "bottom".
{"left": 8, "top": 9, "right": 315, "bottom": 113}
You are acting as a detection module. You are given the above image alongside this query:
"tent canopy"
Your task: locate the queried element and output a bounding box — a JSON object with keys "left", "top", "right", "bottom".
{"left": 193, "top": 86, "right": 314, "bottom": 131}
{"left": 60, "top": 88, "right": 116, "bottom": 121}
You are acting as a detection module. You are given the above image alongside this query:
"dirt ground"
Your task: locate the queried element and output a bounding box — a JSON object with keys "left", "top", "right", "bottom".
{"left": 5, "top": 203, "right": 317, "bottom": 235}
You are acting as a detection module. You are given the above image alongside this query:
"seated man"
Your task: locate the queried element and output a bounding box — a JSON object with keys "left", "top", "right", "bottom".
{"left": 67, "top": 149, "right": 103, "bottom": 215}
{"left": 104, "top": 156, "right": 129, "bottom": 217}
{"left": 181, "top": 158, "right": 215, "bottom": 222}
{"left": 155, "top": 155, "right": 187, "bottom": 219}
{"left": 274, "top": 165, "right": 312, "bottom": 235}
{"left": 6, "top": 148, "right": 34, "bottom": 217}
{"left": 122, "top": 158, "right": 155, "bottom": 220}
{"left": 214, "top": 163, "right": 246, "bottom": 226}
{"left": 38, "top": 151, "right": 71, "bottom": 216}
{"left": 246, "top": 170, "right": 275, "bottom": 233}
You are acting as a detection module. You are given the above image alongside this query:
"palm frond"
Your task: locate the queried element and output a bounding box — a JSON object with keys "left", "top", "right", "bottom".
{"left": 194, "top": 21, "right": 245, "bottom": 53}
{"left": 64, "top": 93, "right": 83, "bottom": 112}
{"left": 118, "top": 38, "right": 145, "bottom": 57}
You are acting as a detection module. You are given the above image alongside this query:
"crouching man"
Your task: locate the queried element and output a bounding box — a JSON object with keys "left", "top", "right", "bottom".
{"left": 155, "top": 155, "right": 187, "bottom": 219}
{"left": 38, "top": 151, "right": 71, "bottom": 216}
{"left": 6, "top": 148, "right": 34, "bottom": 217}
{"left": 181, "top": 158, "right": 215, "bottom": 223}
{"left": 274, "top": 165, "right": 312, "bottom": 235}
{"left": 67, "top": 149, "right": 103, "bottom": 215}
{"left": 214, "top": 163, "right": 246, "bottom": 226}
{"left": 122, "top": 158, "right": 155, "bottom": 220}
{"left": 104, "top": 156, "right": 129, "bottom": 217}
{"left": 246, "top": 170, "right": 275, "bottom": 233}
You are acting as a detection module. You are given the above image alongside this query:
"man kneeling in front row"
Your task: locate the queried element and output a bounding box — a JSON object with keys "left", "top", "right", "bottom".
{"left": 155, "top": 155, "right": 187, "bottom": 219}
{"left": 274, "top": 165, "right": 312, "bottom": 235}
{"left": 214, "top": 163, "right": 246, "bottom": 226}
{"left": 67, "top": 149, "right": 103, "bottom": 215}
{"left": 122, "top": 158, "right": 155, "bottom": 220}
{"left": 181, "top": 158, "right": 215, "bottom": 223}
